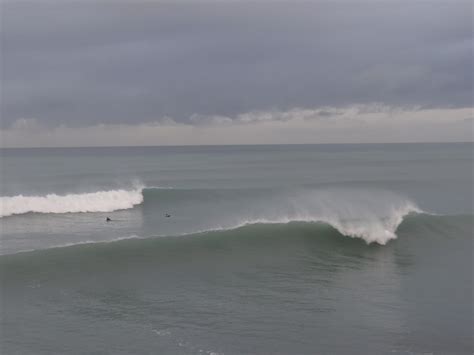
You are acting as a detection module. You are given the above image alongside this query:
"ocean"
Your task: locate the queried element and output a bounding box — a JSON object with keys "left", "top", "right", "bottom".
{"left": 0, "top": 143, "right": 472, "bottom": 354}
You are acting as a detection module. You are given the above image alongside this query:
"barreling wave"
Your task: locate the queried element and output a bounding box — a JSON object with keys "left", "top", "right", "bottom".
{"left": 0, "top": 187, "right": 145, "bottom": 218}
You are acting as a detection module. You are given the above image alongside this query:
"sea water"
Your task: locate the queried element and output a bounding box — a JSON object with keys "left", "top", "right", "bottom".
{"left": 0, "top": 143, "right": 472, "bottom": 354}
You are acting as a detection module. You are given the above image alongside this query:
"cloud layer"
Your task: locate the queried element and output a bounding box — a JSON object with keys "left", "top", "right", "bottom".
{"left": 3, "top": 106, "right": 471, "bottom": 147}
{"left": 1, "top": 1, "right": 472, "bottom": 146}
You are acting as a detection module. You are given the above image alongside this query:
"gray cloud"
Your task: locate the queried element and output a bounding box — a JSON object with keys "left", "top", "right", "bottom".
{"left": 1, "top": 1, "right": 472, "bottom": 130}
{"left": 2, "top": 106, "right": 472, "bottom": 148}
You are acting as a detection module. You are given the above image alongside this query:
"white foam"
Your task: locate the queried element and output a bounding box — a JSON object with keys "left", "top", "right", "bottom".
{"left": 205, "top": 189, "right": 422, "bottom": 245}
{"left": 0, "top": 187, "right": 144, "bottom": 217}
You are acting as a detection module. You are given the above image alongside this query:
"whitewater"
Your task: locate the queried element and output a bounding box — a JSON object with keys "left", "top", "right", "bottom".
{"left": 0, "top": 187, "right": 144, "bottom": 218}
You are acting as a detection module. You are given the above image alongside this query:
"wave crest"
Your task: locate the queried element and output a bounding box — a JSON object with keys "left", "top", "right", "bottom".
{"left": 1, "top": 186, "right": 423, "bottom": 245}
{"left": 0, "top": 188, "right": 144, "bottom": 217}
{"left": 201, "top": 189, "right": 422, "bottom": 245}
{"left": 205, "top": 206, "right": 419, "bottom": 245}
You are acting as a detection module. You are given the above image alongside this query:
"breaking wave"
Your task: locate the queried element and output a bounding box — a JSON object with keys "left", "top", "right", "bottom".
{"left": 3, "top": 212, "right": 453, "bottom": 260}
{"left": 212, "top": 205, "right": 420, "bottom": 245}
{"left": 0, "top": 187, "right": 144, "bottom": 217}
{"left": 1, "top": 186, "right": 423, "bottom": 245}
{"left": 177, "top": 188, "right": 423, "bottom": 244}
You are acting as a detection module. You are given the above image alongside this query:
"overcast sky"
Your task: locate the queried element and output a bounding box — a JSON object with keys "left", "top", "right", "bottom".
{"left": 1, "top": 0, "right": 472, "bottom": 147}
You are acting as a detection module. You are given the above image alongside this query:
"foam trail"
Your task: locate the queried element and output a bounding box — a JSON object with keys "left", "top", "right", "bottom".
{"left": 0, "top": 187, "right": 144, "bottom": 217}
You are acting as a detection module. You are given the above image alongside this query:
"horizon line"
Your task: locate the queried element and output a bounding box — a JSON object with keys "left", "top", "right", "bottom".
{"left": 1, "top": 141, "right": 472, "bottom": 150}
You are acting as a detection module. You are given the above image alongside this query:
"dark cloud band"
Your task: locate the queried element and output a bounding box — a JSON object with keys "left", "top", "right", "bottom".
{"left": 2, "top": 1, "right": 472, "bottom": 129}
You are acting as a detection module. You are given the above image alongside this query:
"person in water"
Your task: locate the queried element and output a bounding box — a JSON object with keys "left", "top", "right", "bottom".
{"left": 165, "top": 214, "right": 171, "bottom": 218}
{"left": 106, "top": 217, "right": 112, "bottom": 222}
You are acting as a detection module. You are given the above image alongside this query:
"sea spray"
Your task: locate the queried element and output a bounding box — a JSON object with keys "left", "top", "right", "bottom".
{"left": 209, "top": 188, "right": 422, "bottom": 244}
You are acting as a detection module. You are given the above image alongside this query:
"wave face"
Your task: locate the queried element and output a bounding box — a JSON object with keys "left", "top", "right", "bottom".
{"left": 225, "top": 206, "right": 419, "bottom": 245}
{"left": 5, "top": 213, "right": 470, "bottom": 261}
{"left": 190, "top": 189, "right": 421, "bottom": 245}
{"left": 0, "top": 187, "right": 144, "bottom": 217}
{"left": 1, "top": 186, "right": 421, "bottom": 245}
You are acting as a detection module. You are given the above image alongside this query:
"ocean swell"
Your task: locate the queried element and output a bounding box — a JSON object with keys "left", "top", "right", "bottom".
{"left": 198, "top": 204, "right": 420, "bottom": 245}
{"left": 0, "top": 187, "right": 144, "bottom": 217}
{"left": 210, "top": 189, "right": 423, "bottom": 245}
{"left": 228, "top": 205, "right": 419, "bottom": 245}
{"left": 3, "top": 211, "right": 432, "bottom": 257}
{"left": 1, "top": 186, "right": 423, "bottom": 245}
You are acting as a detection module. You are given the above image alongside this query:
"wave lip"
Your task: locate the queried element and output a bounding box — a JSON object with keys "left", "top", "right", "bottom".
{"left": 0, "top": 187, "right": 144, "bottom": 218}
{"left": 214, "top": 189, "right": 423, "bottom": 245}
{"left": 216, "top": 205, "right": 420, "bottom": 245}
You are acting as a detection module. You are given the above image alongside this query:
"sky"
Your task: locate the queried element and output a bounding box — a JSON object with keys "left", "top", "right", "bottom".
{"left": 1, "top": 0, "right": 472, "bottom": 147}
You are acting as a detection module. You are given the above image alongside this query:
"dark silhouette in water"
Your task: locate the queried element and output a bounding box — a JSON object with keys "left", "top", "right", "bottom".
{"left": 165, "top": 214, "right": 171, "bottom": 218}
{"left": 106, "top": 217, "right": 112, "bottom": 222}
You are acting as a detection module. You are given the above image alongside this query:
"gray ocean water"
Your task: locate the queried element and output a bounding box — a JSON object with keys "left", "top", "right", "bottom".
{"left": 0, "top": 143, "right": 473, "bottom": 354}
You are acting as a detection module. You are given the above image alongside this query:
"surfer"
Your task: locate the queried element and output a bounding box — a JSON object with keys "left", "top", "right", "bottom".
{"left": 165, "top": 213, "right": 171, "bottom": 218}
{"left": 106, "top": 217, "right": 112, "bottom": 222}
